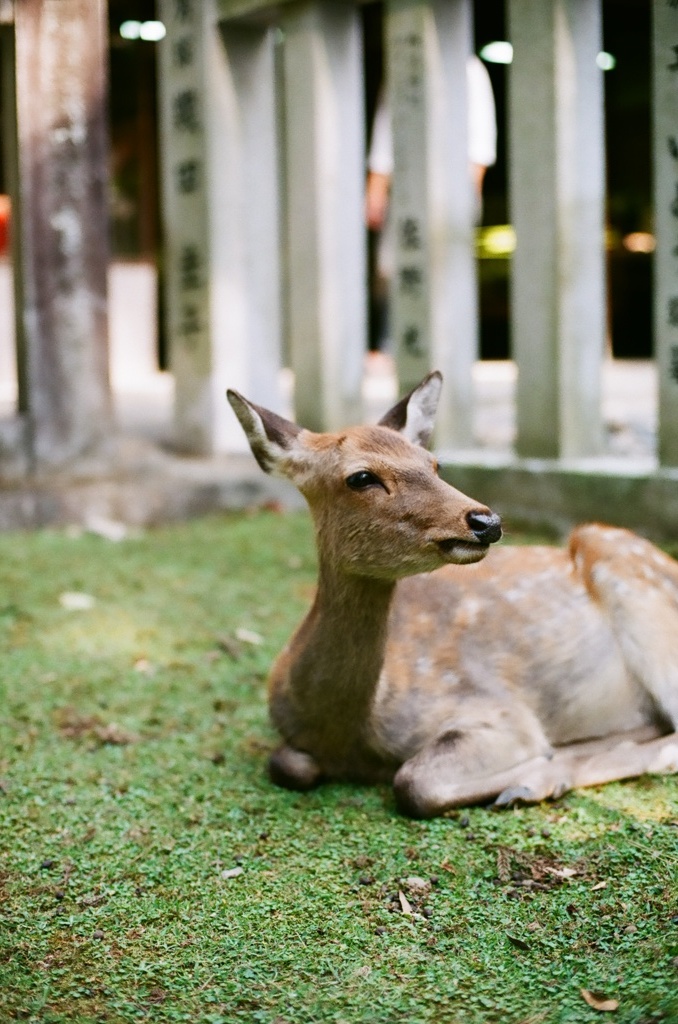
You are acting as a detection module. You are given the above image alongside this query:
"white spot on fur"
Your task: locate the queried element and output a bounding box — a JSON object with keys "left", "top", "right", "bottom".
{"left": 591, "top": 563, "right": 631, "bottom": 597}
{"left": 415, "top": 656, "right": 433, "bottom": 676}
{"left": 456, "top": 597, "right": 481, "bottom": 624}
{"left": 442, "top": 671, "right": 460, "bottom": 687}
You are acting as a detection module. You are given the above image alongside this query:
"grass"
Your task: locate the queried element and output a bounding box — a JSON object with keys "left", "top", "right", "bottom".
{"left": 0, "top": 509, "right": 676, "bottom": 1024}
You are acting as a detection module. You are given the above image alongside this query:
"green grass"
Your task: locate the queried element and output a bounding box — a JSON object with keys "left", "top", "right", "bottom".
{"left": 0, "top": 510, "right": 676, "bottom": 1024}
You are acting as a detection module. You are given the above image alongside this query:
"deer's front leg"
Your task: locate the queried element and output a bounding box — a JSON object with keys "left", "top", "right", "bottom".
{"left": 268, "top": 745, "right": 323, "bottom": 791}
{"left": 394, "top": 751, "right": 566, "bottom": 817}
{"left": 394, "top": 726, "right": 678, "bottom": 816}
{"left": 393, "top": 708, "right": 554, "bottom": 817}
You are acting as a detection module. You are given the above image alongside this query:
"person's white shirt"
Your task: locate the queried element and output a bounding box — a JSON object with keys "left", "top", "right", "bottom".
{"left": 367, "top": 55, "right": 497, "bottom": 176}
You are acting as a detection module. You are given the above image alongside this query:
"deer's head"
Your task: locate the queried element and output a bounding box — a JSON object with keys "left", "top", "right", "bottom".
{"left": 228, "top": 372, "right": 501, "bottom": 580}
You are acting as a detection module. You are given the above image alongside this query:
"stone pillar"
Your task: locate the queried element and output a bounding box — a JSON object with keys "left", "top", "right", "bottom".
{"left": 13, "top": 0, "right": 112, "bottom": 470}
{"left": 385, "top": 0, "right": 477, "bottom": 448}
{"left": 158, "top": 0, "right": 282, "bottom": 453}
{"left": 508, "top": 0, "right": 606, "bottom": 460}
{"left": 0, "top": 7, "right": 21, "bottom": 410}
{"left": 653, "top": 0, "right": 678, "bottom": 467}
{"left": 281, "top": 0, "right": 365, "bottom": 432}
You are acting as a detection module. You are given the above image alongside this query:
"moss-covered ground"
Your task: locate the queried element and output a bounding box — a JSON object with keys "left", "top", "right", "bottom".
{"left": 0, "top": 511, "right": 676, "bottom": 1023}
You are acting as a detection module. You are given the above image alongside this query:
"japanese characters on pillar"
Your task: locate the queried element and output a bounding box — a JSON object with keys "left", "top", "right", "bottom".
{"left": 654, "top": 0, "right": 678, "bottom": 464}
{"left": 158, "top": 0, "right": 211, "bottom": 385}
{"left": 388, "top": 21, "right": 432, "bottom": 391}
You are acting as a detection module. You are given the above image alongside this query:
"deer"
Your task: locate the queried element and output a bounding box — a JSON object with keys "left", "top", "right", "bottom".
{"left": 227, "top": 372, "right": 678, "bottom": 817}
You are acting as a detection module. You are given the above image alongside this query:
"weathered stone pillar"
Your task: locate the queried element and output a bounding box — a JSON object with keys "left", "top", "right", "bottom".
{"left": 281, "top": 0, "right": 365, "bottom": 432}
{"left": 653, "top": 0, "right": 678, "bottom": 467}
{"left": 158, "top": 0, "right": 282, "bottom": 453}
{"left": 508, "top": 0, "right": 606, "bottom": 460}
{"left": 13, "top": 0, "right": 112, "bottom": 470}
{"left": 385, "top": 0, "right": 476, "bottom": 448}
{"left": 0, "top": 5, "right": 22, "bottom": 410}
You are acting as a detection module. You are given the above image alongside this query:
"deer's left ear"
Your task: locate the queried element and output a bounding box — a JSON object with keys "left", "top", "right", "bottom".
{"left": 227, "top": 390, "right": 302, "bottom": 474}
{"left": 378, "top": 371, "right": 442, "bottom": 448}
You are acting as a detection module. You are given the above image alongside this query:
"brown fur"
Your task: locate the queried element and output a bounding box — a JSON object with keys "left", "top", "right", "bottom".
{"left": 227, "top": 374, "right": 678, "bottom": 816}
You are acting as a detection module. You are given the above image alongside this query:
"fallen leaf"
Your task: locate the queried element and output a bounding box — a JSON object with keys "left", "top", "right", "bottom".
{"left": 581, "top": 988, "right": 619, "bottom": 1012}
{"left": 547, "top": 866, "right": 577, "bottom": 879}
{"left": 133, "top": 658, "right": 156, "bottom": 676}
{"left": 84, "top": 516, "right": 129, "bottom": 542}
{"left": 59, "top": 591, "right": 95, "bottom": 611}
{"left": 235, "top": 627, "right": 264, "bottom": 646}
{"left": 93, "top": 723, "right": 139, "bottom": 746}
{"left": 221, "top": 867, "right": 244, "bottom": 880}
{"left": 404, "top": 876, "right": 429, "bottom": 892}
{"left": 398, "top": 890, "right": 412, "bottom": 915}
{"left": 506, "top": 933, "right": 530, "bottom": 950}
{"left": 591, "top": 880, "right": 607, "bottom": 891}
{"left": 497, "top": 847, "right": 511, "bottom": 882}
{"left": 79, "top": 892, "right": 107, "bottom": 907}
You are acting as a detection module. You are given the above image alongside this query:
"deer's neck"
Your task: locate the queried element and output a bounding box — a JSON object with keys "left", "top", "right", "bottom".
{"left": 286, "top": 560, "right": 396, "bottom": 729}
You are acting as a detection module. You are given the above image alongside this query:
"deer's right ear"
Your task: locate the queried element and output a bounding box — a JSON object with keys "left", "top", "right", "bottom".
{"left": 227, "top": 390, "right": 302, "bottom": 474}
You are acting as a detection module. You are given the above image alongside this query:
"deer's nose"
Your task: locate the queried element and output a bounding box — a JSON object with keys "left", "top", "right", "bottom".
{"left": 466, "top": 511, "right": 502, "bottom": 545}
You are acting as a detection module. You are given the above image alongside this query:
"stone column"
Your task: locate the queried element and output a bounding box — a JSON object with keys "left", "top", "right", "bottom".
{"left": 158, "top": 0, "right": 282, "bottom": 453}
{"left": 508, "top": 0, "right": 606, "bottom": 460}
{"left": 13, "top": 0, "right": 112, "bottom": 470}
{"left": 281, "top": 0, "right": 365, "bottom": 432}
{"left": 653, "top": 0, "right": 678, "bottom": 467}
{"left": 385, "top": 0, "right": 477, "bottom": 448}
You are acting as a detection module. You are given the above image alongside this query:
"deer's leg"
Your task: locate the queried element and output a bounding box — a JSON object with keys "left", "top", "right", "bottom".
{"left": 394, "top": 726, "right": 678, "bottom": 816}
{"left": 566, "top": 729, "right": 678, "bottom": 789}
{"left": 395, "top": 751, "right": 569, "bottom": 816}
{"left": 393, "top": 703, "right": 554, "bottom": 817}
{"left": 493, "top": 724, "right": 674, "bottom": 806}
{"left": 268, "top": 745, "right": 323, "bottom": 790}
{"left": 572, "top": 526, "right": 678, "bottom": 727}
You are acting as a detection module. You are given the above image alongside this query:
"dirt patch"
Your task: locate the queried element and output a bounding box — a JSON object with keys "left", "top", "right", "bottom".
{"left": 54, "top": 707, "right": 139, "bottom": 746}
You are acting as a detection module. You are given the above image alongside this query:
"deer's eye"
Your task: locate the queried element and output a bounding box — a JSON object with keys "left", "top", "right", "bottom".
{"left": 346, "top": 470, "right": 383, "bottom": 490}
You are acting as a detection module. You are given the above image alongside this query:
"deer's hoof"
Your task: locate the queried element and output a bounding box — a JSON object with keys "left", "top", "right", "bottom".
{"left": 493, "top": 785, "right": 537, "bottom": 808}
{"left": 268, "top": 746, "right": 322, "bottom": 791}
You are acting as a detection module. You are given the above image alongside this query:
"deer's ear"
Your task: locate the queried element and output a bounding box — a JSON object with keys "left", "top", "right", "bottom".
{"left": 378, "top": 371, "right": 442, "bottom": 448}
{"left": 227, "top": 390, "right": 302, "bottom": 474}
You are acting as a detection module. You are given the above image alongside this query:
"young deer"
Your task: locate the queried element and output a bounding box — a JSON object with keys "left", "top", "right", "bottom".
{"left": 227, "top": 372, "right": 678, "bottom": 817}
